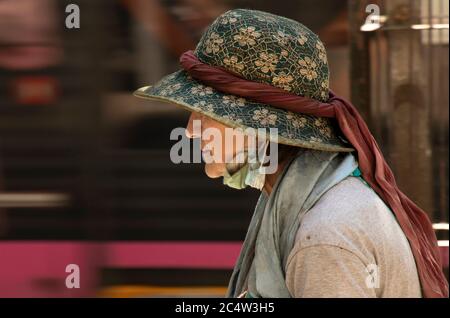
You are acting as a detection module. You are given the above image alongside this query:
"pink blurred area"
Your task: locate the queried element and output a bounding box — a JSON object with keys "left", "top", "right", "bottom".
{"left": 0, "top": 241, "right": 447, "bottom": 297}
{"left": 0, "top": 241, "right": 242, "bottom": 297}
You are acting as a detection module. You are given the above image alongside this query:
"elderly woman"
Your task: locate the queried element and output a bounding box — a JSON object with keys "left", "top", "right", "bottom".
{"left": 134, "top": 9, "right": 448, "bottom": 298}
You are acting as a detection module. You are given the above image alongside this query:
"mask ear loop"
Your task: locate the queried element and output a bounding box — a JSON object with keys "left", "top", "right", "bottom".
{"left": 225, "top": 150, "right": 248, "bottom": 175}
{"left": 244, "top": 138, "right": 269, "bottom": 190}
{"left": 257, "top": 139, "right": 270, "bottom": 174}
{"left": 224, "top": 133, "right": 249, "bottom": 175}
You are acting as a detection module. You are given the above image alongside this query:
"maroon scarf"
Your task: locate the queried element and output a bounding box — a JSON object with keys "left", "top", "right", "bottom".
{"left": 180, "top": 50, "right": 448, "bottom": 298}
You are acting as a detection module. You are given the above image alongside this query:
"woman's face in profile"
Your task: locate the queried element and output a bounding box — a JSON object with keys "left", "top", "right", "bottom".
{"left": 185, "top": 112, "right": 247, "bottom": 179}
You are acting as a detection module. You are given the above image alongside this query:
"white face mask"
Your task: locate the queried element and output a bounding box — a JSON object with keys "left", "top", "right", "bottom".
{"left": 222, "top": 140, "right": 269, "bottom": 190}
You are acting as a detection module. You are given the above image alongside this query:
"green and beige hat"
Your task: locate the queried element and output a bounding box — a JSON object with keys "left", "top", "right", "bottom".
{"left": 134, "top": 8, "right": 354, "bottom": 152}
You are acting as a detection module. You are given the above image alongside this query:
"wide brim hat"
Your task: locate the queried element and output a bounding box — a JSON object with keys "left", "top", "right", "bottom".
{"left": 134, "top": 9, "right": 354, "bottom": 152}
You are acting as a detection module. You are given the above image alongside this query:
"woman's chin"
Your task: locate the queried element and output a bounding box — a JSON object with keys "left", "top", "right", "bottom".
{"left": 204, "top": 164, "right": 224, "bottom": 179}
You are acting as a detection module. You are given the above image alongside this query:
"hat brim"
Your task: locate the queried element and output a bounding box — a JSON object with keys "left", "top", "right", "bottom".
{"left": 134, "top": 70, "right": 354, "bottom": 152}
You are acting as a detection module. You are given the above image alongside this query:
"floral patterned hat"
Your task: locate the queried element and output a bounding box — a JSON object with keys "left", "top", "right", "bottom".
{"left": 134, "top": 9, "right": 354, "bottom": 152}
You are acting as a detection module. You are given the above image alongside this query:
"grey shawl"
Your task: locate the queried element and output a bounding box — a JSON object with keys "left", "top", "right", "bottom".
{"left": 226, "top": 148, "right": 358, "bottom": 298}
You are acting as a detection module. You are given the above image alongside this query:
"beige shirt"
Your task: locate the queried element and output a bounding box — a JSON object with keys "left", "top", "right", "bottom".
{"left": 285, "top": 176, "right": 422, "bottom": 298}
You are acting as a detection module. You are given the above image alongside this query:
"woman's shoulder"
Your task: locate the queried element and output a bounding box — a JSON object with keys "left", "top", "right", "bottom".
{"left": 301, "top": 175, "right": 391, "bottom": 228}
{"left": 292, "top": 175, "right": 403, "bottom": 258}
{"left": 286, "top": 176, "right": 422, "bottom": 298}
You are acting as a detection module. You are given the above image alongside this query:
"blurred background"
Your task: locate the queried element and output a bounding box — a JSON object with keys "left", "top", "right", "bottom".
{"left": 0, "top": 0, "right": 448, "bottom": 297}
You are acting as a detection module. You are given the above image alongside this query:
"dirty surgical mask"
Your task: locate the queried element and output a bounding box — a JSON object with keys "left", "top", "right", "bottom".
{"left": 222, "top": 140, "right": 269, "bottom": 190}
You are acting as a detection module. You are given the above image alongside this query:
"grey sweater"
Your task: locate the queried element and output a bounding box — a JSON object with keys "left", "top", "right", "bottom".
{"left": 285, "top": 176, "right": 422, "bottom": 298}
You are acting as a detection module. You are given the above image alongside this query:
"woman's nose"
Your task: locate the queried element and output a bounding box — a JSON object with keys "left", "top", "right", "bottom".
{"left": 185, "top": 113, "right": 201, "bottom": 139}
